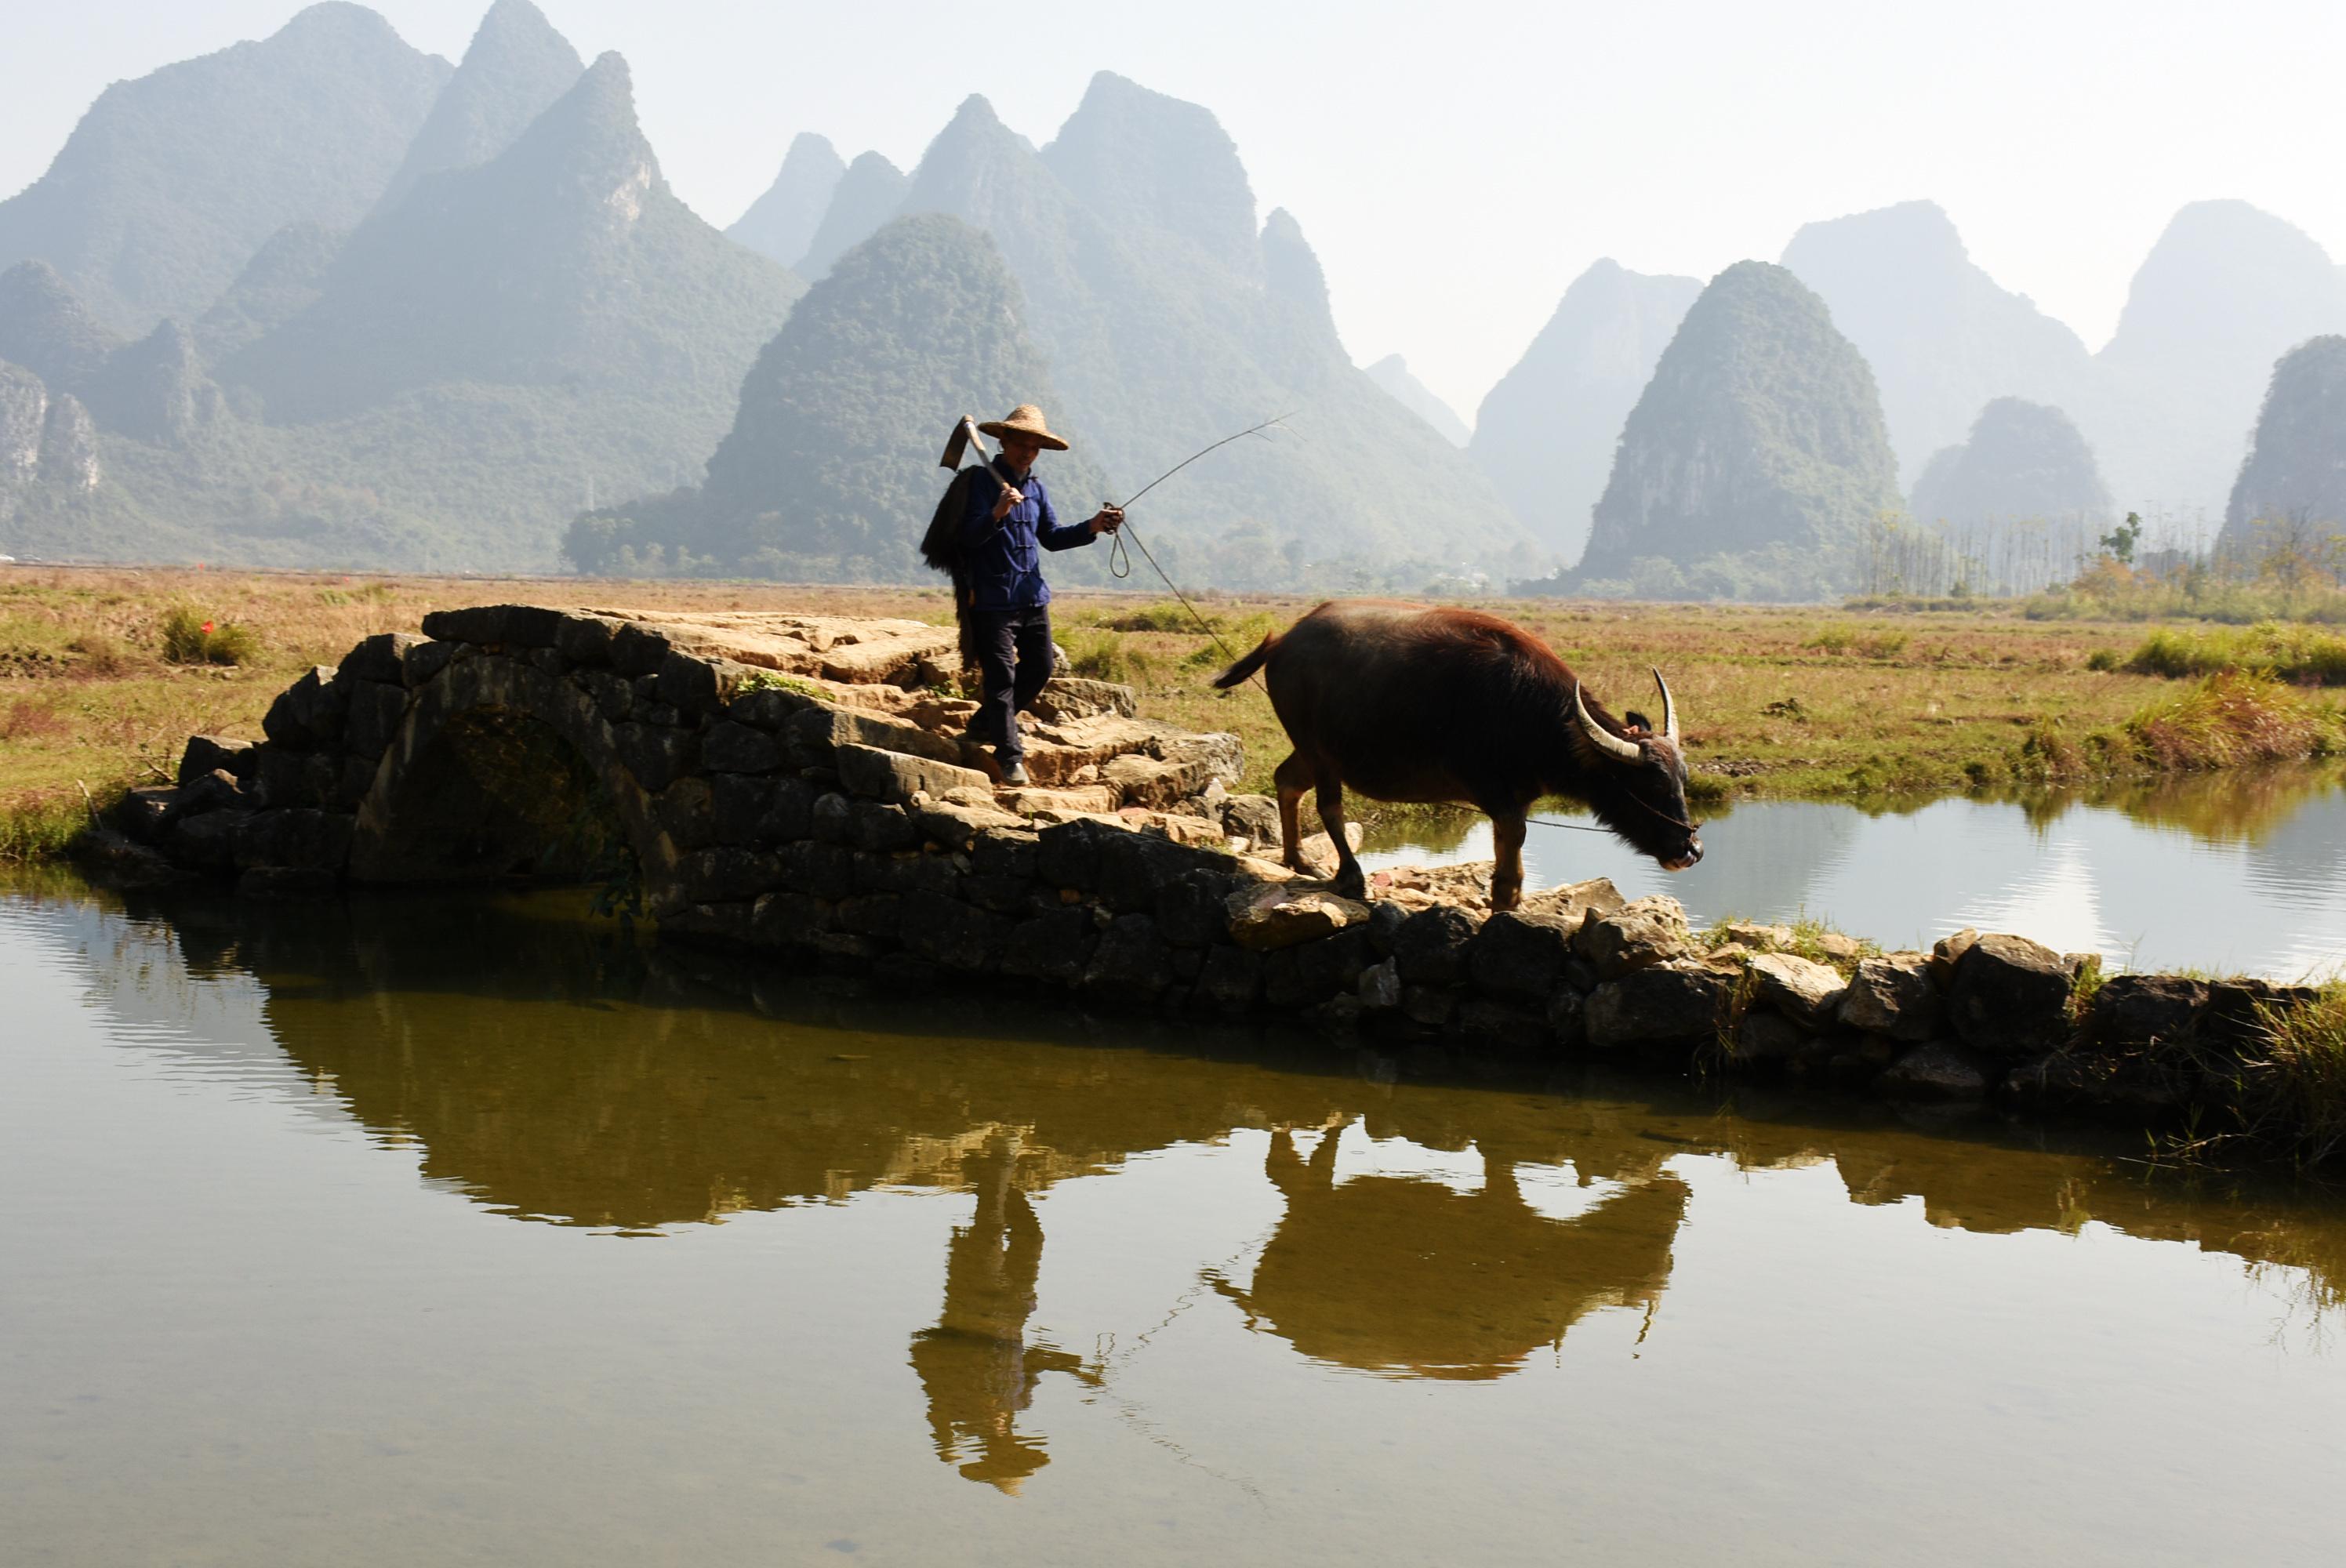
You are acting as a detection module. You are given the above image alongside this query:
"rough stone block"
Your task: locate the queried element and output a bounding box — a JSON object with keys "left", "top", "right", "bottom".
{"left": 727, "top": 684, "right": 825, "bottom": 731}
{"left": 1878, "top": 1041, "right": 1991, "bottom": 1101}
{"left": 232, "top": 808, "right": 354, "bottom": 873}
{"left": 2092, "top": 974, "right": 2209, "bottom": 1049}
{"left": 1357, "top": 957, "right": 1402, "bottom": 1011}
{"left": 1585, "top": 960, "right": 1734, "bottom": 1051}
{"left": 1576, "top": 896, "right": 1691, "bottom": 980}
{"left": 401, "top": 639, "right": 459, "bottom": 689}
{"left": 703, "top": 721, "right": 785, "bottom": 774}
{"left": 1295, "top": 927, "right": 1375, "bottom": 997}
{"left": 1393, "top": 905, "right": 1482, "bottom": 985}
{"left": 712, "top": 774, "right": 815, "bottom": 844}
{"left": 336, "top": 631, "right": 423, "bottom": 685}
{"left": 751, "top": 891, "right": 834, "bottom": 946}
{"left": 849, "top": 800, "right": 917, "bottom": 853}
{"left": 1028, "top": 678, "right": 1138, "bottom": 722}
{"left": 1749, "top": 951, "right": 1849, "bottom": 1029}
{"left": 1400, "top": 985, "right": 1457, "bottom": 1027}
{"left": 677, "top": 847, "right": 786, "bottom": 902}
{"left": 1036, "top": 817, "right": 1111, "bottom": 891}
{"left": 612, "top": 722, "right": 697, "bottom": 792}
{"left": 1098, "top": 831, "right": 1223, "bottom": 913}
{"left": 1517, "top": 877, "right": 1625, "bottom": 926}
{"left": 2201, "top": 978, "right": 2323, "bottom": 1054}
{"left": 163, "top": 810, "right": 243, "bottom": 870}
{"left": 253, "top": 747, "right": 335, "bottom": 811}
{"left": 261, "top": 666, "right": 346, "bottom": 750}
{"left": 177, "top": 735, "right": 254, "bottom": 788}
{"left": 1218, "top": 793, "right": 1281, "bottom": 847}
{"left": 1927, "top": 927, "right": 1979, "bottom": 989}
{"left": 1085, "top": 914, "right": 1174, "bottom": 999}
{"left": 1948, "top": 933, "right": 2074, "bottom": 1058}
{"left": 784, "top": 704, "right": 961, "bottom": 769}
{"left": 340, "top": 680, "right": 408, "bottom": 761}
{"left": 1734, "top": 1010, "right": 1807, "bottom": 1066}
{"left": 901, "top": 891, "right": 1010, "bottom": 972}
{"left": 1003, "top": 908, "right": 1095, "bottom": 987}
{"left": 606, "top": 622, "right": 671, "bottom": 677}
{"left": 1839, "top": 954, "right": 1941, "bottom": 1042}
{"left": 970, "top": 826, "right": 1040, "bottom": 880}
{"left": 779, "top": 840, "right": 856, "bottom": 901}
{"left": 1449, "top": 1000, "right": 1549, "bottom": 1053}
{"left": 1196, "top": 944, "right": 1265, "bottom": 1013}
{"left": 837, "top": 894, "right": 903, "bottom": 939}
{"left": 854, "top": 850, "right": 958, "bottom": 899}
{"left": 1155, "top": 870, "right": 1233, "bottom": 947}
{"left": 419, "top": 604, "right": 568, "bottom": 648}
{"left": 1547, "top": 986, "right": 1587, "bottom": 1048}
{"left": 1468, "top": 910, "right": 1580, "bottom": 1001}
{"left": 650, "top": 778, "right": 717, "bottom": 852}
{"left": 553, "top": 615, "right": 619, "bottom": 668}
{"left": 1226, "top": 884, "right": 1372, "bottom": 952}
{"left": 810, "top": 791, "right": 853, "bottom": 844}
{"left": 913, "top": 798, "right": 1026, "bottom": 852}
{"left": 836, "top": 743, "right": 991, "bottom": 804}
{"left": 655, "top": 649, "right": 749, "bottom": 717}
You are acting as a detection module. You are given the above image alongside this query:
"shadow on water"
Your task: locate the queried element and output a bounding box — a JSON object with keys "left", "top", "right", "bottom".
{"left": 11, "top": 872, "right": 2346, "bottom": 1490}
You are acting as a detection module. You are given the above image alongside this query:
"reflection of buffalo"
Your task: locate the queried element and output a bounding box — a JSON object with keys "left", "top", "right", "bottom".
{"left": 1212, "top": 1123, "right": 1688, "bottom": 1380}
{"left": 907, "top": 1142, "right": 1097, "bottom": 1494}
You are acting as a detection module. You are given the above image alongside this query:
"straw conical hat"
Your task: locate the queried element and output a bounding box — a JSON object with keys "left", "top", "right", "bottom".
{"left": 977, "top": 404, "right": 1070, "bottom": 451}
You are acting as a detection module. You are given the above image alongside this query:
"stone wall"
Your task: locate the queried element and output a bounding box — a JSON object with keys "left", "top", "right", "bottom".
{"left": 100, "top": 604, "right": 2333, "bottom": 1148}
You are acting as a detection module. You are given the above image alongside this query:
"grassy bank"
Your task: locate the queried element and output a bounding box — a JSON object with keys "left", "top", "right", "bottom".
{"left": 7, "top": 565, "right": 2346, "bottom": 861}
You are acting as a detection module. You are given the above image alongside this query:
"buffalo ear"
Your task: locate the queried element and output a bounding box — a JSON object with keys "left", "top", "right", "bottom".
{"left": 1622, "top": 709, "right": 1652, "bottom": 735}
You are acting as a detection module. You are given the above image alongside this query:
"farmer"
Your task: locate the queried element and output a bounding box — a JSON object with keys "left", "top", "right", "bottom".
{"left": 951, "top": 405, "right": 1120, "bottom": 786}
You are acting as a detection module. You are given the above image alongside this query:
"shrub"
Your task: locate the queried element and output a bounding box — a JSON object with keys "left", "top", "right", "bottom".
{"left": 2123, "top": 622, "right": 2346, "bottom": 685}
{"left": 159, "top": 607, "right": 259, "bottom": 666}
{"left": 2123, "top": 672, "right": 2346, "bottom": 771}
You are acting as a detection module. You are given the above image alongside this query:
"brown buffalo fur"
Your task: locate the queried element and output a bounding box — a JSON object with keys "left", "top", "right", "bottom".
{"left": 1214, "top": 601, "right": 1702, "bottom": 909}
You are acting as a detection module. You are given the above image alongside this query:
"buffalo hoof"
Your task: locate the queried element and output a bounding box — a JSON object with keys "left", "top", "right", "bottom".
{"left": 1334, "top": 867, "right": 1367, "bottom": 901}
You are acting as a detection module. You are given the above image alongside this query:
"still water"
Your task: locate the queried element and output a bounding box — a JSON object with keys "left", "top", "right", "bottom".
{"left": 4, "top": 878, "right": 2344, "bottom": 1566}
{"left": 1365, "top": 765, "right": 2346, "bottom": 978}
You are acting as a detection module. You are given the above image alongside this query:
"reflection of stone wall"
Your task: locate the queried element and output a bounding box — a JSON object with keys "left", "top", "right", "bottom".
{"left": 107, "top": 602, "right": 2344, "bottom": 1162}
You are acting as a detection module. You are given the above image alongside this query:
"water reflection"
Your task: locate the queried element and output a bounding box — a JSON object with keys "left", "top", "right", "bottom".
{"left": 1211, "top": 1124, "right": 1686, "bottom": 1379}
{"left": 1363, "top": 765, "right": 2346, "bottom": 977}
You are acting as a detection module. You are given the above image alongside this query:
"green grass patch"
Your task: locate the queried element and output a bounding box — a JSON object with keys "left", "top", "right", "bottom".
{"left": 2122, "top": 672, "right": 2346, "bottom": 772}
{"left": 0, "top": 795, "right": 91, "bottom": 864}
{"left": 2124, "top": 622, "right": 2346, "bottom": 684}
{"left": 159, "top": 605, "right": 260, "bottom": 666}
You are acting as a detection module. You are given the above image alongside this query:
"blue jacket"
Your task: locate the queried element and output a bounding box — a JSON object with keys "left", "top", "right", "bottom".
{"left": 958, "top": 457, "right": 1095, "bottom": 611}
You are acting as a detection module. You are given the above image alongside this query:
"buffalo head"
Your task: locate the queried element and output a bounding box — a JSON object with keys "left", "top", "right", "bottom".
{"left": 1570, "top": 669, "right": 1704, "bottom": 870}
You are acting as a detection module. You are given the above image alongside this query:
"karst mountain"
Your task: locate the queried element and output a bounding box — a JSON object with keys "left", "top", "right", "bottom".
{"left": 1907, "top": 398, "right": 2113, "bottom": 533}
{"left": 0, "top": 3, "right": 447, "bottom": 333}
{"left": 2222, "top": 335, "right": 2346, "bottom": 552}
{"left": 369, "top": 0, "right": 583, "bottom": 217}
{"left": 569, "top": 213, "right": 1111, "bottom": 582}
{"left": 1470, "top": 260, "right": 1701, "bottom": 563}
{"left": 1365, "top": 357, "right": 1470, "bottom": 447}
{"left": 728, "top": 133, "right": 848, "bottom": 268}
{"left": 1571, "top": 261, "right": 1899, "bottom": 599}
{"left": 2093, "top": 200, "right": 2346, "bottom": 524}
{"left": 1781, "top": 201, "right": 2093, "bottom": 487}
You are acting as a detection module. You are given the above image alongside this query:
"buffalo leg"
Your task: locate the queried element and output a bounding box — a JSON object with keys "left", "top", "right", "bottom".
{"left": 1489, "top": 808, "right": 1527, "bottom": 911}
{"left": 1316, "top": 768, "right": 1366, "bottom": 899}
{"left": 1273, "top": 751, "right": 1312, "bottom": 873}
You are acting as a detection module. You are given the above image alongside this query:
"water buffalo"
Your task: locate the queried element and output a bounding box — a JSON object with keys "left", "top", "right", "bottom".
{"left": 1211, "top": 600, "right": 1703, "bottom": 909}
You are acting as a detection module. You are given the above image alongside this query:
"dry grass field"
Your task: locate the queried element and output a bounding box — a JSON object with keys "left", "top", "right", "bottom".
{"left": 4, "top": 564, "right": 2342, "bottom": 860}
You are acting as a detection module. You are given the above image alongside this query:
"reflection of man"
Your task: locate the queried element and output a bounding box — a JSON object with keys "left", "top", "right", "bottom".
{"left": 907, "top": 1140, "right": 1096, "bottom": 1493}
{"left": 1211, "top": 1122, "right": 1687, "bottom": 1379}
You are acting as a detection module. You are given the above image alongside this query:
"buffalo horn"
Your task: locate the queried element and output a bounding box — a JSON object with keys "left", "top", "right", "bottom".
{"left": 1574, "top": 682, "right": 1643, "bottom": 764}
{"left": 1651, "top": 666, "right": 1679, "bottom": 746}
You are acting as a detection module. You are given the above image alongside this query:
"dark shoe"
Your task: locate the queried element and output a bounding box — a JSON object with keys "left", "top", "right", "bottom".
{"left": 1000, "top": 761, "right": 1030, "bottom": 786}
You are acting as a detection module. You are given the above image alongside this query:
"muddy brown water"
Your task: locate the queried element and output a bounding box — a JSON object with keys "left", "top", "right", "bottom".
{"left": 3, "top": 875, "right": 2342, "bottom": 1566}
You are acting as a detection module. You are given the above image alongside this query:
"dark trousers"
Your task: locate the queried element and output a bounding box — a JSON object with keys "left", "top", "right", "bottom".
{"left": 970, "top": 605, "right": 1052, "bottom": 762}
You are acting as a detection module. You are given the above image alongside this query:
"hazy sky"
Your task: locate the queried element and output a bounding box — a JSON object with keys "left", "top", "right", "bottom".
{"left": 7, "top": 1, "right": 2345, "bottom": 422}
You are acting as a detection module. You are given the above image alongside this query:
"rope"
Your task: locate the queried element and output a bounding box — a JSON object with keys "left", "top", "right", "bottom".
{"left": 1098, "top": 413, "right": 1292, "bottom": 668}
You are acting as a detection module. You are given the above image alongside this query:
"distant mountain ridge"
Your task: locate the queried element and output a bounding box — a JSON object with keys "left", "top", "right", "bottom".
{"left": 1908, "top": 397, "right": 2112, "bottom": 532}
{"left": 728, "top": 132, "right": 847, "bottom": 267}
{"left": 369, "top": 0, "right": 583, "bottom": 218}
{"left": 1365, "top": 356, "right": 1469, "bottom": 447}
{"left": 1781, "top": 201, "right": 2091, "bottom": 488}
{"left": 1471, "top": 259, "right": 1700, "bottom": 563}
{"left": 0, "top": 3, "right": 448, "bottom": 333}
{"left": 2223, "top": 335, "right": 2346, "bottom": 550}
{"left": 1573, "top": 261, "right": 1898, "bottom": 598}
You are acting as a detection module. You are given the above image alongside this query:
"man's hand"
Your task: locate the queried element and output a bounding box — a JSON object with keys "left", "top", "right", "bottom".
{"left": 1087, "top": 505, "right": 1124, "bottom": 535}
{"left": 990, "top": 481, "right": 1026, "bottom": 521}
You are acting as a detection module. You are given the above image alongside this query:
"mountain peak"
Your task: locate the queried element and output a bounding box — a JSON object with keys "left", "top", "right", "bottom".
{"left": 372, "top": 0, "right": 584, "bottom": 215}
{"left": 797, "top": 151, "right": 909, "bottom": 278}
{"left": 728, "top": 132, "right": 848, "bottom": 266}
{"left": 0, "top": 261, "right": 124, "bottom": 389}
{"left": 1366, "top": 355, "right": 1470, "bottom": 447}
{"left": 496, "top": 50, "right": 661, "bottom": 208}
{"left": 1043, "top": 74, "right": 1258, "bottom": 276}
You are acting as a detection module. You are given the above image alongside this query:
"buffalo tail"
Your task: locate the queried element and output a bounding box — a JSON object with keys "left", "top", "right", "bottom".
{"left": 1210, "top": 632, "right": 1278, "bottom": 690}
